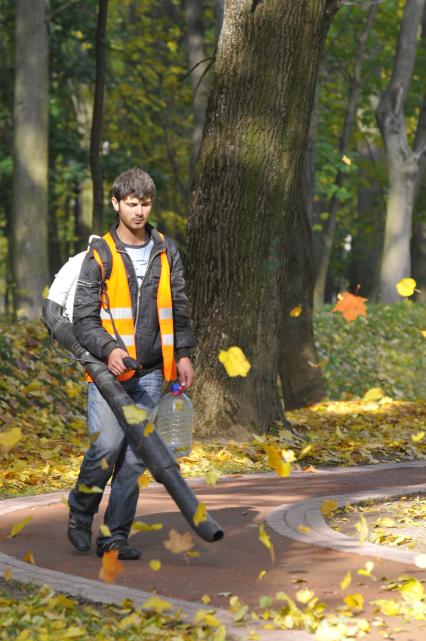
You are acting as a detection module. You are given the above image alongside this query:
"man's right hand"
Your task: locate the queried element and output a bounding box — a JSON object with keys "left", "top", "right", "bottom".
{"left": 107, "top": 348, "right": 131, "bottom": 376}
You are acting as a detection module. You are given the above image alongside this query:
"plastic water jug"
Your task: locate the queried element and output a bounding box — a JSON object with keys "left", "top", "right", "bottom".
{"left": 156, "top": 382, "right": 193, "bottom": 457}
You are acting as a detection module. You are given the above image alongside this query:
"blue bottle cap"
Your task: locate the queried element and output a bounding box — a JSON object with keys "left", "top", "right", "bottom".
{"left": 170, "top": 382, "right": 182, "bottom": 396}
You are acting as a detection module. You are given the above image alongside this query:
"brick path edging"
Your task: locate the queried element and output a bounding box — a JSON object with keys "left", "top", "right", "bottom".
{"left": 266, "top": 483, "right": 426, "bottom": 564}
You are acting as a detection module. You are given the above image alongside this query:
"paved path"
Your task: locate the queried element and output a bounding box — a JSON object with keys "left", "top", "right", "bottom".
{"left": 1, "top": 461, "right": 426, "bottom": 640}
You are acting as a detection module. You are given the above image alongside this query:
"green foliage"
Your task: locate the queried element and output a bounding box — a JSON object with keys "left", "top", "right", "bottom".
{"left": 315, "top": 302, "right": 426, "bottom": 400}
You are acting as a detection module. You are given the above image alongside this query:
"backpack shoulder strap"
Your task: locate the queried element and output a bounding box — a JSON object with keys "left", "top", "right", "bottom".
{"left": 88, "top": 236, "right": 113, "bottom": 281}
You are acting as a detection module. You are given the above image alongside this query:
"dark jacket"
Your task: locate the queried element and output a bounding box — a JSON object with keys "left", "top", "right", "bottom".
{"left": 73, "top": 223, "right": 196, "bottom": 374}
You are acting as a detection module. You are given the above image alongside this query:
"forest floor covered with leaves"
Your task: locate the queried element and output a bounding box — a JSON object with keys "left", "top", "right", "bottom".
{"left": 0, "top": 303, "right": 425, "bottom": 497}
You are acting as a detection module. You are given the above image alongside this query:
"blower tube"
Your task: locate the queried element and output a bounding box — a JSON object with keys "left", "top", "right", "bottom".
{"left": 42, "top": 299, "right": 224, "bottom": 543}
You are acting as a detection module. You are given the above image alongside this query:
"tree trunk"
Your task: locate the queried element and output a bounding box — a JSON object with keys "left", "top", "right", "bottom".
{"left": 11, "top": 0, "right": 49, "bottom": 320}
{"left": 376, "top": 0, "right": 426, "bottom": 303}
{"left": 184, "top": 0, "right": 210, "bottom": 169}
{"left": 186, "top": 0, "right": 337, "bottom": 437}
{"left": 90, "top": 0, "right": 108, "bottom": 235}
{"left": 314, "top": 5, "right": 378, "bottom": 305}
{"left": 279, "top": 187, "right": 326, "bottom": 410}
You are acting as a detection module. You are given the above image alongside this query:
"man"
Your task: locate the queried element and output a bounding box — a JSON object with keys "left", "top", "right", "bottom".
{"left": 68, "top": 167, "right": 195, "bottom": 560}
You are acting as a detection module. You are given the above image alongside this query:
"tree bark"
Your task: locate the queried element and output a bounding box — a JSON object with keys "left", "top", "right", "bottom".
{"left": 184, "top": 0, "right": 211, "bottom": 170}
{"left": 186, "top": 0, "right": 337, "bottom": 436}
{"left": 314, "top": 4, "right": 378, "bottom": 305}
{"left": 90, "top": 0, "right": 108, "bottom": 235}
{"left": 11, "top": 0, "right": 50, "bottom": 320}
{"left": 279, "top": 187, "right": 326, "bottom": 410}
{"left": 376, "top": 0, "right": 426, "bottom": 303}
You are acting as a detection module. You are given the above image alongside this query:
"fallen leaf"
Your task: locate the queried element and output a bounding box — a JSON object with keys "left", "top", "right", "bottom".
{"left": 289, "top": 306, "right": 302, "bottom": 317}
{"left": 99, "top": 524, "right": 112, "bottom": 537}
{"left": 264, "top": 444, "right": 291, "bottom": 477}
{"left": 143, "top": 596, "right": 173, "bottom": 613}
{"left": 99, "top": 549, "right": 123, "bottom": 583}
{"left": 164, "top": 529, "right": 194, "bottom": 554}
{"left": 395, "top": 278, "right": 416, "bottom": 297}
{"left": 8, "top": 515, "right": 32, "bottom": 538}
{"left": 320, "top": 499, "right": 338, "bottom": 517}
{"left": 298, "top": 524, "right": 311, "bottom": 534}
{"left": 193, "top": 609, "right": 222, "bottom": 627}
{"left": 205, "top": 469, "right": 221, "bottom": 485}
{"left": 78, "top": 484, "right": 103, "bottom": 494}
{"left": 332, "top": 292, "right": 367, "bottom": 322}
{"left": 201, "top": 594, "right": 211, "bottom": 604}
{"left": 344, "top": 593, "right": 364, "bottom": 610}
{"left": 193, "top": 501, "right": 208, "bottom": 526}
{"left": 122, "top": 405, "right": 148, "bottom": 424}
{"left": 355, "top": 515, "right": 369, "bottom": 544}
{"left": 357, "top": 561, "right": 374, "bottom": 577}
{"left": 340, "top": 571, "right": 352, "bottom": 590}
{"left": 296, "top": 588, "right": 315, "bottom": 604}
{"left": 3, "top": 568, "right": 12, "bottom": 581}
{"left": 137, "top": 472, "right": 151, "bottom": 489}
{"left": 0, "top": 427, "right": 22, "bottom": 452}
{"left": 258, "top": 570, "right": 267, "bottom": 580}
{"left": 302, "top": 465, "right": 317, "bottom": 473}
{"left": 362, "top": 387, "right": 384, "bottom": 402}
{"left": 149, "top": 559, "right": 161, "bottom": 571}
{"left": 411, "top": 431, "right": 425, "bottom": 442}
{"left": 218, "top": 346, "right": 251, "bottom": 377}
{"left": 23, "top": 550, "right": 35, "bottom": 565}
{"left": 258, "top": 523, "right": 275, "bottom": 563}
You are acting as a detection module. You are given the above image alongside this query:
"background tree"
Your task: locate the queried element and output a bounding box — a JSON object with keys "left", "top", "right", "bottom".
{"left": 376, "top": 0, "right": 426, "bottom": 303}
{"left": 187, "top": 0, "right": 338, "bottom": 436}
{"left": 11, "top": 0, "right": 50, "bottom": 319}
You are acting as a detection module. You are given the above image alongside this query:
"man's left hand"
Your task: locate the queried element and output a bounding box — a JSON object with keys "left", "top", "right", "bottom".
{"left": 177, "top": 357, "right": 194, "bottom": 389}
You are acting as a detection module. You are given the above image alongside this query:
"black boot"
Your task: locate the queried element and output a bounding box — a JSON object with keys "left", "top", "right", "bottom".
{"left": 96, "top": 538, "right": 141, "bottom": 560}
{"left": 67, "top": 512, "right": 92, "bottom": 553}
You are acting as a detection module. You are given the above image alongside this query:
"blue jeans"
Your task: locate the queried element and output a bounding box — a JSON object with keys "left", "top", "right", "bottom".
{"left": 68, "top": 370, "right": 163, "bottom": 546}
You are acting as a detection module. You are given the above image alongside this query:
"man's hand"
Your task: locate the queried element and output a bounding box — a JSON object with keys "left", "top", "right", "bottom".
{"left": 177, "top": 357, "right": 194, "bottom": 389}
{"left": 108, "top": 348, "right": 131, "bottom": 376}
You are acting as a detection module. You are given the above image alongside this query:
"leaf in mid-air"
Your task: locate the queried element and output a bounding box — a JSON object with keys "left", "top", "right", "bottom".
{"left": 218, "top": 346, "right": 251, "bottom": 377}
{"left": 395, "top": 278, "right": 416, "bottom": 297}
{"left": 332, "top": 292, "right": 367, "bottom": 322}
{"left": 163, "top": 529, "right": 194, "bottom": 554}
{"left": 258, "top": 523, "right": 275, "bottom": 562}
{"left": 99, "top": 549, "right": 123, "bottom": 583}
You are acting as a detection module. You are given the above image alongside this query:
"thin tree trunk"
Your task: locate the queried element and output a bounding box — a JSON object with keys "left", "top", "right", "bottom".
{"left": 90, "top": 0, "right": 108, "bottom": 235}
{"left": 376, "top": 0, "right": 426, "bottom": 303}
{"left": 11, "top": 0, "right": 49, "bottom": 320}
{"left": 184, "top": 0, "right": 210, "bottom": 169}
{"left": 187, "top": 0, "right": 338, "bottom": 437}
{"left": 314, "top": 5, "right": 378, "bottom": 305}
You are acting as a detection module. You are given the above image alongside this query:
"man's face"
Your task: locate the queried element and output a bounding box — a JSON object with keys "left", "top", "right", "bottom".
{"left": 112, "top": 195, "right": 153, "bottom": 233}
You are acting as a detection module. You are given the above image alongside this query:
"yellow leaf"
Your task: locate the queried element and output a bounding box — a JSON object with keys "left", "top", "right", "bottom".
{"left": 144, "top": 422, "right": 155, "bottom": 436}
{"left": 298, "top": 524, "right": 311, "bottom": 534}
{"left": 122, "top": 405, "right": 148, "bottom": 424}
{"left": 342, "top": 154, "right": 352, "bottom": 165}
{"left": 65, "top": 380, "right": 81, "bottom": 399}
{"left": 411, "top": 431, "right": 425, "bottom": 442}
{"left": 362, "top": 387, "right": 384, "bottom": 402}
{"left": 149, "top": 559, "right": 161, "bottom": 571}
{"left": 371, "top": 599, "right": 400, "bottom": 616}
{"left": 201, "top": 594, "right": 211, "bottom": 604}
{"left": 99, "top": 549, "right": 123, "bottom": 584}
{"left": 289, "top": 306, "right": 302, "bottom": 317}
{"left": 137, "top": 472, "right": 151, "bottom": 488}
{"left": 23, "top": 549, "right": 35, "bottom": 565}
{"left": 395, "top": 277, "right": 416, "bottom": 297}
{"left": 78, "top": 484, "right": 103, "bottom": 494}
{"left": 205, "top": 469, "right": 221, "bottom": 485}
{"left": 193, "top": 501, "right": 208, "bottom": 526}
{"left": 421, "top": 330, "right": 426, "bottom": 338}
{"left": 8, "top": 515, "right": 32, "bottom": 538}
{"left": 99, "top": 524, "right": 112, "bottom": 537}
{"left": 258, "top": 570, "right": 267, "bottom": 580}
{"left": 355, "top": 515, "right": 369, "bottom": 544}
{"left": 400, "top": 578, "right": 424, "bottom": 602}
{"left": 88, "top": 431, "right": 100, "bottom": 444}
{"left": 193, "top": 610, "right": 221, "bottom": 627}
{"left": 0, "top": 427, "right": 22, "bottom": 452}
{"left": 296, "top": 588, "right": 315, "bottom": 604}
{"left": 343, "top": 593, "right": 364, "bottom": 610}
{"left": 357, "top": 561, "right": 374, "bottom": 577}
{"left": 118, "top": 613, "right": 142, "bottom": 629}
{"left": 264, "top": 444, "right": 291, "bottom": 477}
{"left": 100, "top": 457, "right": 110, "bottom": 470}
{"left": 340, "top": 571, "right": 352, "bottom": 590}
{"left": 258, "top": 523, "right": 275, "bottom": 563}
{"left": 320, "top": 499, "right": 338, "bottom": 517}
{"left": 218, "top": 346, "right": 251, "bottom": 377}
{"left": 415, "top": 554, "right": 426, "bottom": 569}
{"left": 63, "top": 626, "right": 87, "bottom": 638}
{"left": 3, "top": 568, "right": 12, "bottom": 581}
{"left": 164, "top": 528, "right": 194, "bottom": 554}
{"left": 130, "top": 520, "right": 163, "bottom": 536}
{"left": 143, "top": 596, "right": 173, "bottom": 613}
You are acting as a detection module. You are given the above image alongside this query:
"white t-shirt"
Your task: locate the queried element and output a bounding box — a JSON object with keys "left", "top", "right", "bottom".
{"left": 124, "top": 239, "right": 154, "bottom": 288}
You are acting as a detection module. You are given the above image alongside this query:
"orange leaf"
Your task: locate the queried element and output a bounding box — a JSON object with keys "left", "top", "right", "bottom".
{"left": 23, "top": 550, "right": 35, "bottom": 565}
{"left": 99, "top": 549, "right": 123, "bottom": 583}
{"left": 163, "top": 529, "right": 194, "bottom": 554}
{"left": 302, "top": 465, "right": 317, "bottom": 473}
{"left": 332, "top": 292, "right": 367, "bottom": 322}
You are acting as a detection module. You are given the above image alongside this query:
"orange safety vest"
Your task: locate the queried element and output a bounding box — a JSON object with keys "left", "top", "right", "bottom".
{"left": 86, "top": 231, "right": 176, "bottom": 383}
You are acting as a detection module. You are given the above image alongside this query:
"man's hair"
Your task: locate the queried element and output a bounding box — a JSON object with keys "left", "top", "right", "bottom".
{"left": 111, "top": 167, "right": 156, "bottom": 201}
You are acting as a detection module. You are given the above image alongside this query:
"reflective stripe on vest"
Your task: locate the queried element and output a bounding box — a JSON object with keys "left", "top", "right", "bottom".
{"left": 86, "top": 231, "right": 176, "bottom": 383}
